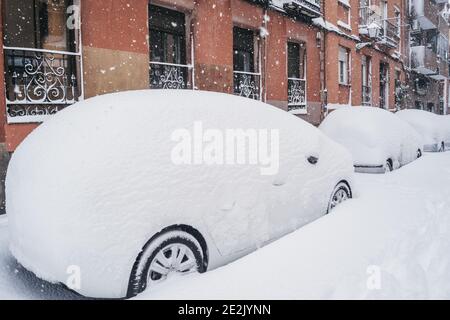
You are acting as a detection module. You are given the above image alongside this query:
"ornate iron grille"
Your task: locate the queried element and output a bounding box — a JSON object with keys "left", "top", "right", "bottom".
{"left": 4, "top": 48, "right": 81, "bottom": 123}
{"left": 233, "top": 71, "right": 261, "bottom": 100}
{"left": 287, "top": 78, "right": 307, "bottom": 111}
{"left": 150, "top": 62, "right": 193, "bottom": 89}
{"left": 362, "top": 85, "right": 372, "bottom": 106}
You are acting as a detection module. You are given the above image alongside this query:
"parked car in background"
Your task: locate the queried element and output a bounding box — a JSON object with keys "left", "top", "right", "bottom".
{"left": 396, "top": 109, "right": 448, "bottom": 152}
{"left": 320, "top": 107, "right": 423, "bottom": 173}
{"left": 6, "top": 90, "right": 354, "bottom": 299}
{"left": 443, "top": 115, "right": 450, "bottom": 151}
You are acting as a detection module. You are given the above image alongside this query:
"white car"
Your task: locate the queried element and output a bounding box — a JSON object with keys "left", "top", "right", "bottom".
{"left": 396, "top": 109, "right": 447, "bottom": 152}
{"left": 444, "top": 115, "right": 450, "bottom": 151}
{"left": 320, "top": 106, "right": 423, "bottom": 173}
{"left": 6, "top": 90, "right": 354, "bottom": 299}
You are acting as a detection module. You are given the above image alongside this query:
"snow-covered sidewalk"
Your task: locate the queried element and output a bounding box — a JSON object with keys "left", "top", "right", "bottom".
{"left": 1, "top": 153, "right": 450, "bottom": 299}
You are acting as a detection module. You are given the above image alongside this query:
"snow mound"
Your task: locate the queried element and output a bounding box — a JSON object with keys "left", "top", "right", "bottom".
{"left": 319, "top": 107, "right": 423, "bottom": 169}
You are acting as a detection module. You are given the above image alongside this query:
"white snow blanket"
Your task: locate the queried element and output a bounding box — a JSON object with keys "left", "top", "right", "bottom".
{"left": 136, "top": 153, "right": 450, "bottom": 300}
{"left": 2, "top": 154, "right": 450, "bottom": 299}
{"left": 320, "top": 107, "right": 423, "bottom": 169}
{"left": 396, "top": 109, "right": 447, "bottom": 152}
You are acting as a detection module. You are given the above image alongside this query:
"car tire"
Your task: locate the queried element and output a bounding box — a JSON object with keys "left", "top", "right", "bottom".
{"left": 385, "top": 160, "right": 393, "bottom": 173}
{"left": 417, "top": 149, "right": 422, "bottom": 159}
{"left": 327, "top": 182, "right": 352, "bottom": 213}
{"left": 127, "top": 230, "right": 205, "bottom": 298}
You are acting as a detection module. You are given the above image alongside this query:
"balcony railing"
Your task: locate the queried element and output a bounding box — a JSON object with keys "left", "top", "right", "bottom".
{"left": 288, "top": 78, "right": 307, "bottom": 111}
{"left": 360, "top": 6, "right": 382, "bottom": 27}
{"left": 411, "top": 45, "right": 439, "bottom": 75}
{"left": 3, "top": 47, "right": 82, "bottom": 123}
{"left": 359, "top": 7, "right": 399, "bottom": 48}
{"left": 382, "top": 19, "right": 400, "bottom": 47}
{"left": 233, "top": 71, "right": 261, "bottom": 100}
{"left": 362, "top": 85, "right": 372, "bottom": 106}
{"left": 283, "top": 0, "right": 322, "bottom": 19}
{"left": 150, "top": 62, "right": 193, "bottom": 89}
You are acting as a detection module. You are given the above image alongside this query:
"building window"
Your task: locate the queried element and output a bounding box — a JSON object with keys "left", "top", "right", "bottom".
{"left": 233, "top": 27, "right": 261, "bottom": 100}
{"left": 379, "top": 62, "right": 389, "bottom": 109}
{"left": 339, "top": 46, "right": 349, "bottom": 85}
{"left": 149, "top": 5, "right": 192, "bottom": 89}
{"left": 287, "top": 42, "right": 307, "bottom": 112}
{"left": 2, "top": 0, "right": 82, "bottom": 123}
{"left": 337, "top": 0, "right": 351, "bottom": 30}
{"left": 361, "top": 55, "right": 372, "bottom": 106}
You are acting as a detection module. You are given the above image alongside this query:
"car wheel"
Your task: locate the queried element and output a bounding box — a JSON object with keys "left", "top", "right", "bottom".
{"left": 127, "top": 230, "right": 205, "bottom": 297}
{"left": 327, "top": 182, "right": 352, "bottom": 213}
{"left": 417, "top": 149, "right": 422, "bottom": 159}
{"left": 385, "top": 160, "right": 393, "bottom": 173}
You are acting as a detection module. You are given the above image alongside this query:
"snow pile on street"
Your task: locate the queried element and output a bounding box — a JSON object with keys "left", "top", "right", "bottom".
{"left": 319, "top": 107, "right": 423, "bottom": 168}
{"left": 396, "top": 109, "right": 447, "bottom": 151}
{"left": 6, "top": 90, "right": 352, "bottom": 298}
{"left": 137, "top": 153, "right": 450, "bottom": 300}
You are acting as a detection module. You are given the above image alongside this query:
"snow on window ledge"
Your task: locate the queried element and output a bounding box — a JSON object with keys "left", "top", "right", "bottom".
{"left": 338, "top": 0, "right": 351, "bottom": 7}
{"left": 289, "top": 108, "right": 308, "bottom": 115}
{"left": 337, "top": 20, "right": 352, "bottom": 32}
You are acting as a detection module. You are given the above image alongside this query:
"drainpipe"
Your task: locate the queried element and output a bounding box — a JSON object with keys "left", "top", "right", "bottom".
{"left": 263, "top": 6, "right": 268, "bottom": 103}
{"left": 319, "top": 0, "right": 327, "bottom": 122}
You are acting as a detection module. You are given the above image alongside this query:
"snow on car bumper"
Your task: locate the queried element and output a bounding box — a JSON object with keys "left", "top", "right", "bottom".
{"left": 354, "top": 165, "right": 385, "bottom": 174}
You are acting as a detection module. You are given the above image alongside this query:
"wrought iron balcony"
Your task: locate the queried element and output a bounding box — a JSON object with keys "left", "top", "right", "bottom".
{"left": 381, "top": 19, "right": 400, "bottom": 48}
{"left": 150, "top": 62, "right": 193, "bottom": 89}
{"left": 288, "top": 78, "right": 307, "bottom": 112}
{"left": 362, "top": 85, "right": 372, "bottom": 106}
{"left": 411, "top": 45, "right": 439, "bottom": 76}
{"left": 4, "top": 47, "right": 82, "bottom": 123}
{"left": 244, "top": 0, "right": 270, "bottom": 8}
{"left": 233, "top": 71, "right": 261, "bottom": 101}
{"left": 283, "top": 0, "right": 322, "bottom": 19}
{"left": 359, "top": 6, "right": 382, "bottom": 28}
{"left": 359, "top": 7, "right": 399, "bottom": 48}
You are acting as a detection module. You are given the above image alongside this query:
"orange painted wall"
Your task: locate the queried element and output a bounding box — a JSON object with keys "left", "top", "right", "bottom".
{"left": 81, "top": 0, "right": 149, "bottom": 54}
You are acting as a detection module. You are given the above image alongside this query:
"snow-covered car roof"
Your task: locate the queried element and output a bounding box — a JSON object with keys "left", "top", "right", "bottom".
{"left": 319, "top": 106, "right": 423, "bottom": 168}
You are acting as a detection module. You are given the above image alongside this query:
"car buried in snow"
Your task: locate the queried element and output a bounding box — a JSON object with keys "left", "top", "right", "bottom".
{"left": 319, "top": 106, "right": 423, "bottom": 174}
{"left": 396, "top": 109, "right": 449, "bottom": 153}
{"left": 6, "top": 90, "right": 354, "bottom": 299}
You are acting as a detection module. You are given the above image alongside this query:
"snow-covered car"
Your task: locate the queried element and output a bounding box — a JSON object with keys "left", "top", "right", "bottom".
{"left": 6, "top": 90, "right": 354, "bottom": 299}
{"left": 444, "top": 116, "right": 450, "bottom": 151}
{"left": 320, "top": 106, "right": 423, "bottom": 173}
{"left": 396, "top": 109, "right": 447, "bottom": 152}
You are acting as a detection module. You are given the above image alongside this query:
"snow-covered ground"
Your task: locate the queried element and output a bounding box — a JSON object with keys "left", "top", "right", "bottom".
{"left": 1, "top": 152, "right": 450, "bottom": 299}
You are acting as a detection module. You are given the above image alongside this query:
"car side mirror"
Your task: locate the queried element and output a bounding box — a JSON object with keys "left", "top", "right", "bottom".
{"left": 307, "top": 156, "right": 319, "bottom": 165}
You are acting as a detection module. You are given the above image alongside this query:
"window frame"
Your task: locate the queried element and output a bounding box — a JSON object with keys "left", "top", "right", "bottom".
{"left": 338, "top": 46, "right": 350, "bottom": 86}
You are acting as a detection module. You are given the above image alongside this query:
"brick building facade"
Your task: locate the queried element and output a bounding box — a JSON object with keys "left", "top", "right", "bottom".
{"left": 0, "top": 0, "right": 448, "bottom": 213}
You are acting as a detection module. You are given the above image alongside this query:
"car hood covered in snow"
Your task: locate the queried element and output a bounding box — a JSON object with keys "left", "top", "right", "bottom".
{"left": 6, "top": 90, "right": 354, "bottom": 298}
{"left": 319, "top": 107, "right": 423, "bottom": 168}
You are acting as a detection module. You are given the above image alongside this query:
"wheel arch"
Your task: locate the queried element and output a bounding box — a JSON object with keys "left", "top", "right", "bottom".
{"left": 337, "top": 179, "right": 353, "bottom": 198}
{"left": 127, "top": 224, "right": 209, "bottom": 298}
